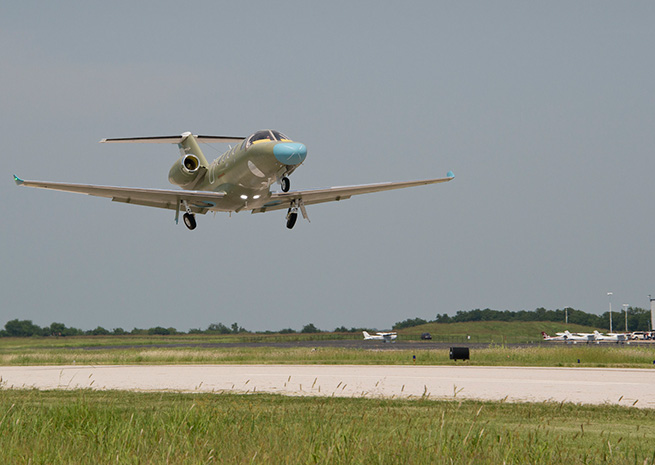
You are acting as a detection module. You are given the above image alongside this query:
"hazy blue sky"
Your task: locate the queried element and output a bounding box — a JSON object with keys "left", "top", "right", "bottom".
{"left": 2, "top": 2, "right": 654, "bottom": 332}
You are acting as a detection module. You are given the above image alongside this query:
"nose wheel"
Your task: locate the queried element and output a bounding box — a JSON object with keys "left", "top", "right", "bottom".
{"left": 280, "top": 177, "right": 290, "bottom": 192}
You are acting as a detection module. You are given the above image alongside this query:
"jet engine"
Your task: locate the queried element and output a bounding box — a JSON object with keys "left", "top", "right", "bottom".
{"left": 168, "top": 154, "right": 204, "bottom": 188}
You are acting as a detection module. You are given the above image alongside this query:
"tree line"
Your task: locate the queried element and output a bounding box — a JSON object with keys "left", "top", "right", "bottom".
{"left": 2, "top": 306, "right": 652, "bottom": 338}
{"left": 393, "top": 307, "right": 653, "bottom": 331}
{"left": 0, "top": 320, "right": 371, "bottom": 338}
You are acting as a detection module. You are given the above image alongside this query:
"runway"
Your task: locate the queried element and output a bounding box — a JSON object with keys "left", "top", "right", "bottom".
{"left": 1, "top": 364, "right": 654, "bottom": 408}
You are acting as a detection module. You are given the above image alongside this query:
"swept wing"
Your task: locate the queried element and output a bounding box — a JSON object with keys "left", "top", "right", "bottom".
{"left": 252, "top": 172, "right": 455, "bottom": 213}
{"left": 13, "top": 176, "right": 223, "bottom": 214}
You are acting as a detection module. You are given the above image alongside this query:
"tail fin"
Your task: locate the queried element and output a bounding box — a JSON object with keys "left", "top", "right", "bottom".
{"left": 541, "top": 332, "right": 548, "bottom": 339}
{"left": 363, "top": 331, "right": 371, "bottom": 339}
{"left": 100, "top": 133, "right": 245, "bottom": 168}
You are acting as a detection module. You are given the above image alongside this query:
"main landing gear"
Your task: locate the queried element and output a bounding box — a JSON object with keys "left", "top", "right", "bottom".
{"left": 280, "top": 176, "right": 290, "bottom": 192}
{"left": 178, "top": 200, "right": 196, "bottom": 230}
{"left": 183, "top": 212, "right": 196, "bottom": 230}
{"left": 286, "top": 208, "right": 298, "bottom": 229}
{"left": 285, "top": 199, "right": 309, "bottom": 230}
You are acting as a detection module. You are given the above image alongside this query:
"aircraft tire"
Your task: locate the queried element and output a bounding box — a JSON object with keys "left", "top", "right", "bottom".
{"left": 286, "top": 211, "right": 298, "bottom": 229}
{"left": 183, "top": 213, "right": 197, "bottom": 230}
{"left": 281, "top": 177, "right": 290, "bottom": 192}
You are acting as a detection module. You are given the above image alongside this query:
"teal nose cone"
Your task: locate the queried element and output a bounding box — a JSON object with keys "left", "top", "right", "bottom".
{"left": 274, "top": 142, "right": 307, "bottom": 165}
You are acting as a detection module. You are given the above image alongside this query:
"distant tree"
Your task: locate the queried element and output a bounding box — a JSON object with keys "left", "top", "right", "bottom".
{"left": 334, "top": 326, "right": 349, "bottom": 333}
{"left": 130, "top": 328, "right": 148, "bottom": 335}
{"left": 148, "top": 326, "right": 170, "bottom": 335}
{"left": 279, "top": 328, "right": 296, "bottom": 334}
{"left": 206, "top": 323, "right": 232, "bottom": 334}
{"left": 392, "top": 317, "right": 427, "bottom": 330}
{"left": 49, "top": 322, "right": 67, "bottom": 337}
{"left": 112, "top": 327, "right": 126, "bottom": 336}
{"left": 231, "top": 322, "right": 247, "bottom": 334}
{"left": 301, "top": 323, "right": 320, "bottom": 333}
{"left": 89, "top": 326, "right": 110, "bottom": 336}
{"left": 434, "top": 314, "right": 451, "bottom": 323}
{"left": 4, "top": 319, "right": 42, "bottom": 337}
{"left": 188, "top": 328, "right": 203, "bottom": 334}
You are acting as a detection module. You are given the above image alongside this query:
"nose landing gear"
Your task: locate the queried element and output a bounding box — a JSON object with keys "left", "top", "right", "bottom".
{"left": 280, "top": 176, "right": 290, "bottom": 192}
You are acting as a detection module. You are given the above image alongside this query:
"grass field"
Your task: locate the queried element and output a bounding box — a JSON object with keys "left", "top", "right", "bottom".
{"left": 0, "top": 389, "right": 653, "bottom": 464}
{"left": 1, "top": 324, "right": 655, "bottom": 463}
{"left": 1, "top": 339, "right": 655, "bottom": 368}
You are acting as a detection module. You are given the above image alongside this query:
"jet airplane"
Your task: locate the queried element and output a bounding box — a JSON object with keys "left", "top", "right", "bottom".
{"left": 363, "top": 331, "right": 397, "bottom": 343}
{"left": 13, "top": 130, "right": 454, "bottom": 230}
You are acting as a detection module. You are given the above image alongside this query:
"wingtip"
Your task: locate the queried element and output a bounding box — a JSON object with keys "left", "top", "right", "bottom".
{"left": 447, "top": 171, "right": 455, "bottom": 179}
{"left": 13, "top": 174, "right": 24, "bottom": 185}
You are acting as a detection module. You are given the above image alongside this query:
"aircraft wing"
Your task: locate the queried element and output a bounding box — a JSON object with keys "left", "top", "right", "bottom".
{"left": 251, "top": 172, "right": 454, "bottom": 213}
{"left": 13, "top": 176, "right": 223, "bottom": 214}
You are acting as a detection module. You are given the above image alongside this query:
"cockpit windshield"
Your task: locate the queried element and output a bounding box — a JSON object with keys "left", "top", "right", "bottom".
{"left": 245, "top": 129, "right": 291, "bottom": 148}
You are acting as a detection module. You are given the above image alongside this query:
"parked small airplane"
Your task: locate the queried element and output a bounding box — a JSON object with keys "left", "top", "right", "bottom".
{"left": 363, "top": 331, "right": 397, "bottom": 343}
{"left": 541, "top": 332, "right": 567, "bottom": 341}
{"left": 13, "top": 129, "right": 454, "bottom": 230}
{"left": 593, "top": 330, "right": 627, "bottom": 343}
{"left": 562, "top": 330, "right": 593, "bottom": 344}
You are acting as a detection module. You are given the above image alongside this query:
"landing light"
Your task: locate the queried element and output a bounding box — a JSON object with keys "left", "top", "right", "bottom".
{"left": 253, "top": 194, "right": 261, "bottom": 199}
{"left": 240, "top": 195, "right": 248, "bottom": 200}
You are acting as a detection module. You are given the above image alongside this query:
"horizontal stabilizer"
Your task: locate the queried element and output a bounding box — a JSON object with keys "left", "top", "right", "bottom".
{"left": 100, "top": 134, "right": 245, "bottom": 144}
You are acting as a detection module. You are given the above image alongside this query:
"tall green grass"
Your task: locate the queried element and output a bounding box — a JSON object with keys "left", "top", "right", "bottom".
{"left": 1, "top": 344, "right": 655, "bottom": 368}
{"left": 0, "top": 389, "right": 653, "bottom": 464}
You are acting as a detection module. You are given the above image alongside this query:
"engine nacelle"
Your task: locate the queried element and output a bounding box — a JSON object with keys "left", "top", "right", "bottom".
{"left": 168, "top": 154, "right": 203, "bottom": 188}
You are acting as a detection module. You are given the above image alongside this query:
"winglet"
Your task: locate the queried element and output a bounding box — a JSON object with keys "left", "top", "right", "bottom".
{"left": 13, "top": 174, "right": 24, "bottom": 186}
{"left": 447, "top": 171, "right": 455, "bottom": 179}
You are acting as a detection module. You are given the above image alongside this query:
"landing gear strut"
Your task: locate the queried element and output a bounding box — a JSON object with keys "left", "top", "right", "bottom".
{"left": 280, "top": 176, "right": 290, "bottom": 192}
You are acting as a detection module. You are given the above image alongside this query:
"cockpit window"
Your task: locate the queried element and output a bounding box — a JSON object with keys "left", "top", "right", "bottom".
{"left": 245, "top": 129, "right": 292, "bottom": 148}
{"left": 271, "top": 130, "right": 291, "bottom": 141}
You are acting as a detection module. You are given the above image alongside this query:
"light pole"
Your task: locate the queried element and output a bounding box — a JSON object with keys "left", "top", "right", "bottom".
{"left": 565, "top": 307, "right": 568, "bottom": 325}
{"left": 607, "top": 292, "right": 613, "bottom": 333}
{"left": 622, "top": 304, "right": 628, "bottom": 332}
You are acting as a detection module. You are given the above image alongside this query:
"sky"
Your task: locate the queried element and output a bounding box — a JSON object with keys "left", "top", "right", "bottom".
{"left": 2, "top": 2, "right": 654, "bottom": 332}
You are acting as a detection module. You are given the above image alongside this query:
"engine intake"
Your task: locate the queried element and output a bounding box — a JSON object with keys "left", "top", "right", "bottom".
{"left": 169, "top": 154, "right": 203, "bottom": 188}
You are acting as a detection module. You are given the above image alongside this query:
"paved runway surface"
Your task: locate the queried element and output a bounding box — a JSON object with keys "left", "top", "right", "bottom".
{"left": 1, "top": 364, "right": 654, "bottom": 408}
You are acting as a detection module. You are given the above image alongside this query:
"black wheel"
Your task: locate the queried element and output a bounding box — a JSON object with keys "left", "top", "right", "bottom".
{"left": 281, "top": 177, "right": 290, "bottom": 192}
{"left": 286, "top": 211, "right": 298, "bottom": 229}
{"left": 183, "top": 213, "right": 197, "bottom": 230}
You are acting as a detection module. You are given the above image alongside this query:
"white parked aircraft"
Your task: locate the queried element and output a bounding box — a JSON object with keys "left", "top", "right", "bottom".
{"left": 562, "top": 330, "right": 593, "bottom": 344}
{"left": 362, "top": 331, "right": 397, "bottom": 343}
{"left": 593, "top": 331, "right": 627, "bottom": 343}
{"left": 541, "top": 332, "right": 567, "bottom": 341}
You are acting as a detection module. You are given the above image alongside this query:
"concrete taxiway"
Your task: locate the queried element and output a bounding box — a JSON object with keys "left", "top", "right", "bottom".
{"left": 1, "top": 364, "right": 654, "bottom": 408}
